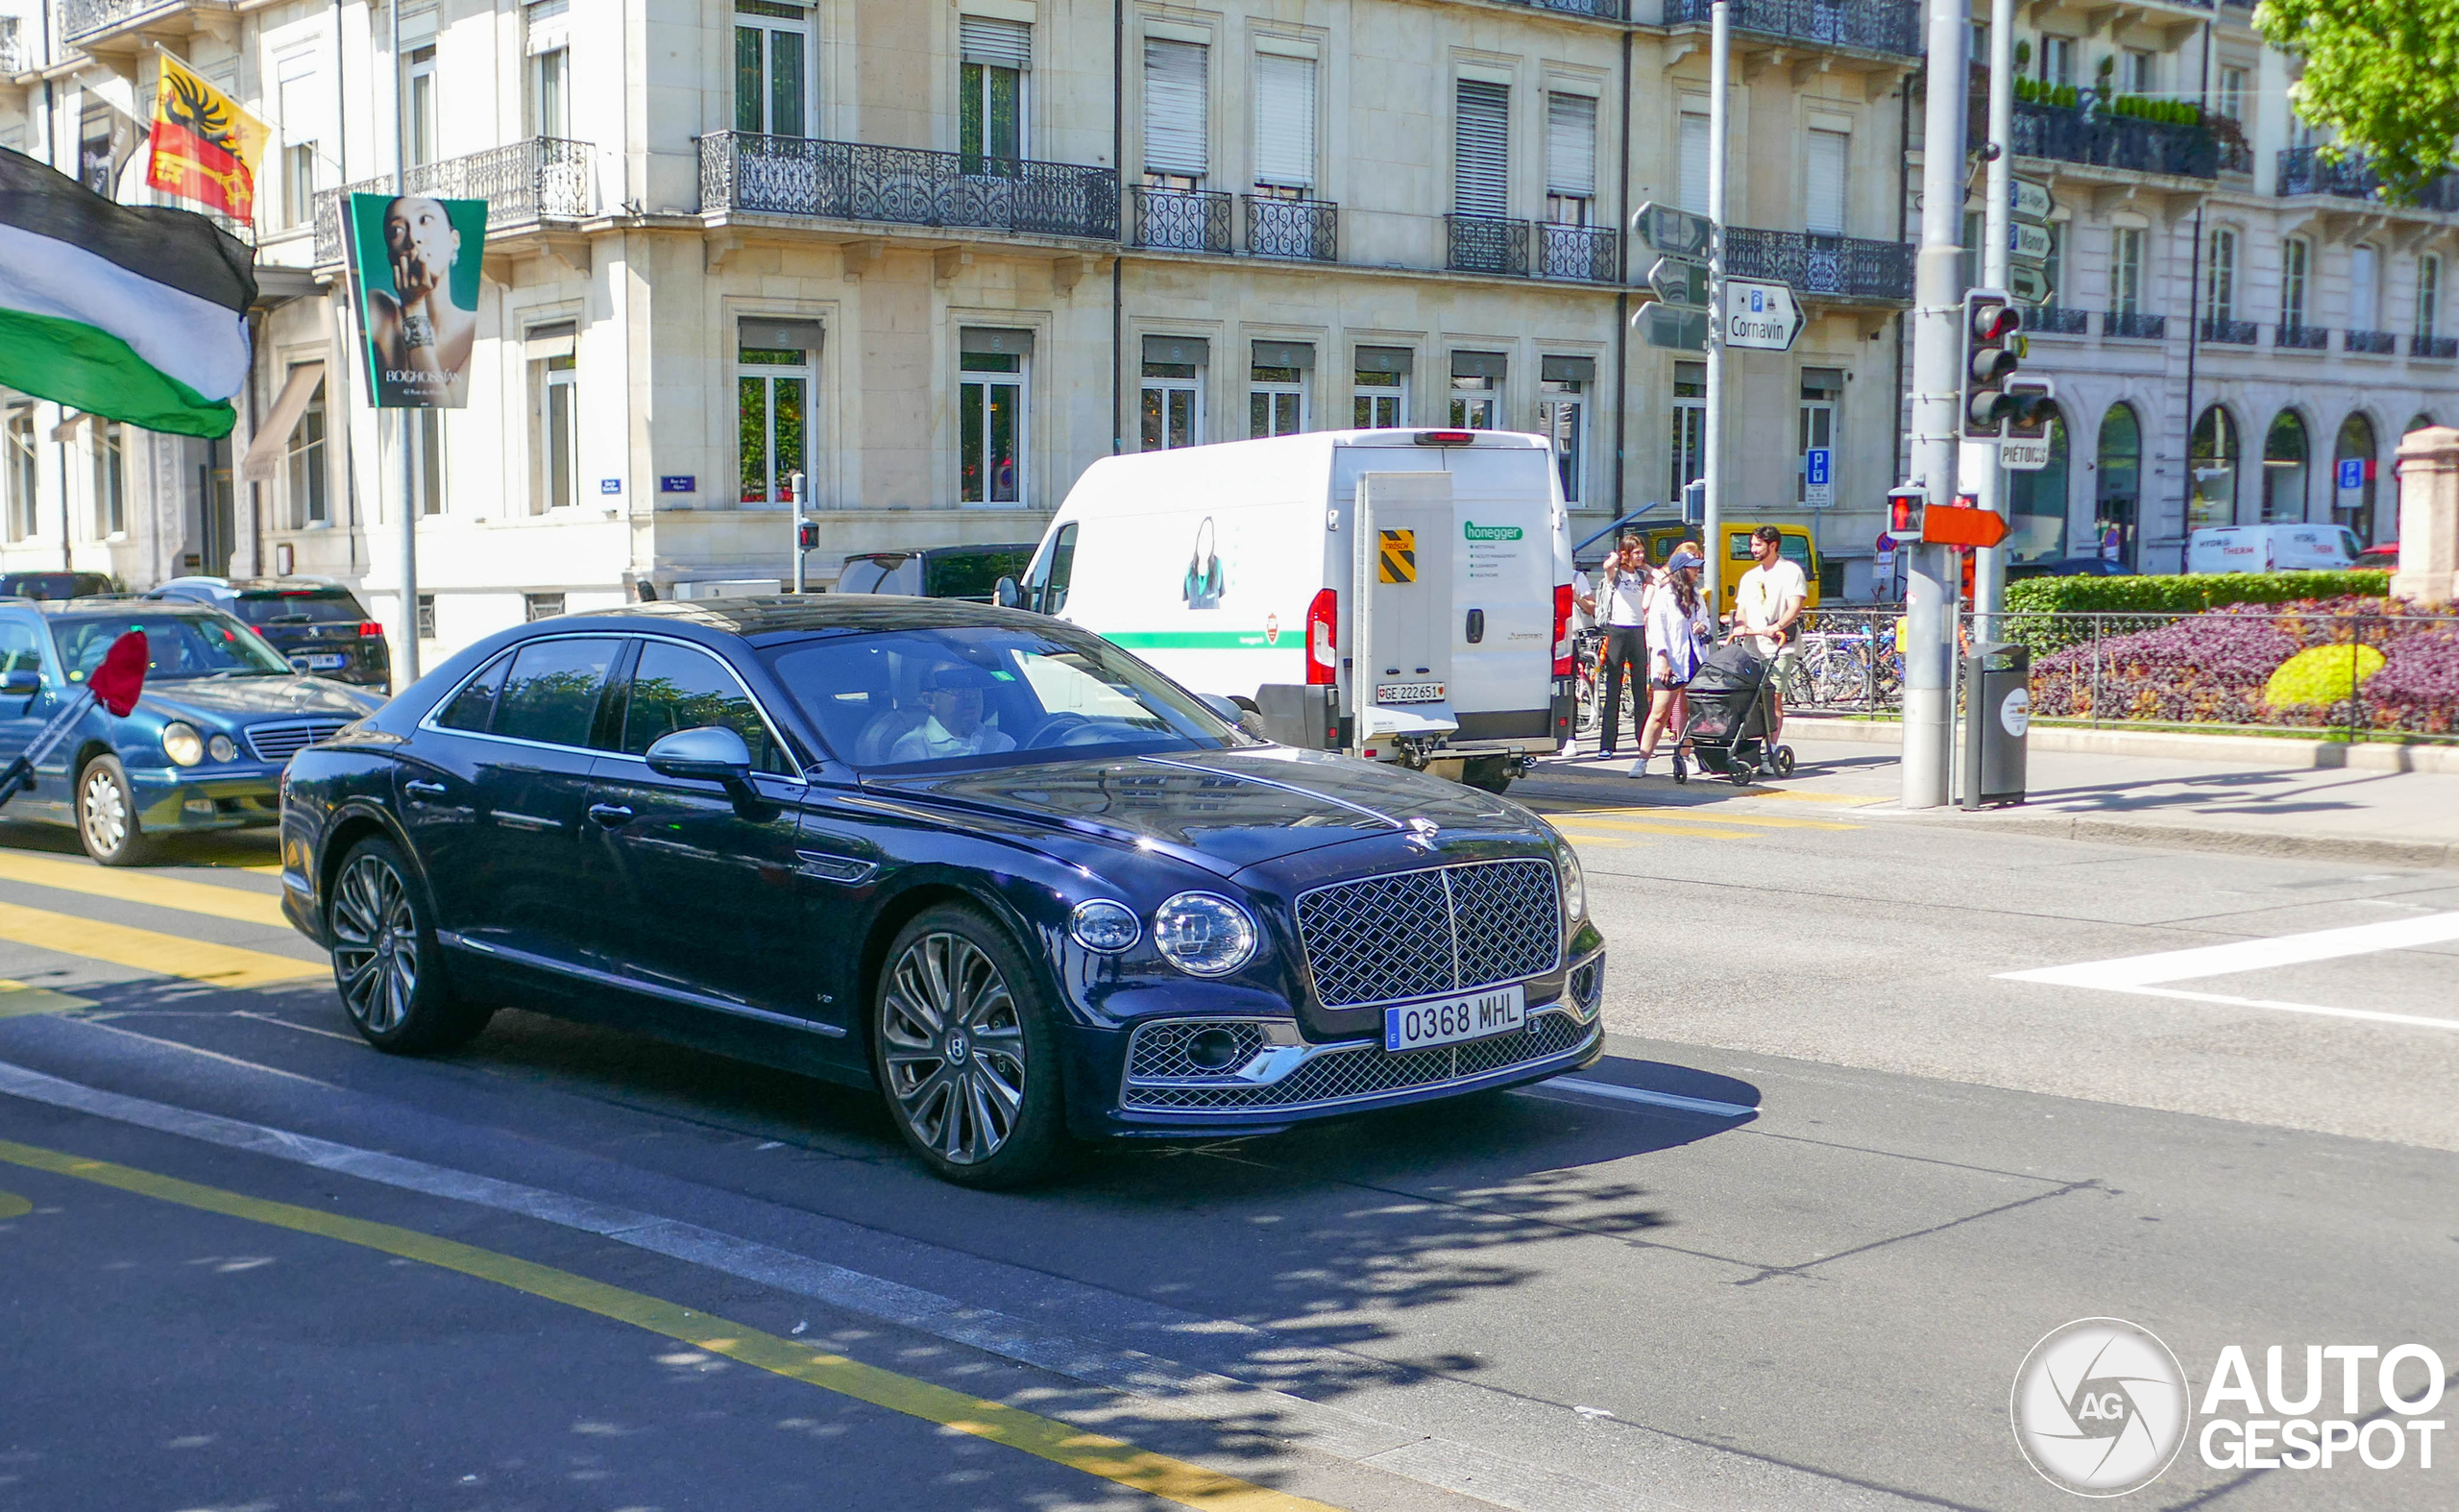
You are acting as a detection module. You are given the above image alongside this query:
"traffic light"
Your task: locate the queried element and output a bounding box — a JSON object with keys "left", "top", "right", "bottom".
{"left": 795, "top": 520, "right": 819, "bottom": 552}
{"left": 2004, "top": 377, "right": 2057, "bottom": 443}
{"left": 1960, "top": 290, "right": 2022, "bottom": 438}
{"left": 1887, "top": 484, "right": 1926, "bottom": 540}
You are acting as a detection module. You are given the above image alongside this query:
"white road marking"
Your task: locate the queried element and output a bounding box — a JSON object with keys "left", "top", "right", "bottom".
{"left": 1535, "top": 1077, "right": 1758, "bottom": 1119}
{"left": 1998, "top": 912, "right": 2459, "bottom": 1032}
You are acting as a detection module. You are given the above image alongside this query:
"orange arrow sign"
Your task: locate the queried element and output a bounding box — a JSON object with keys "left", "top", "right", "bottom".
{"left": 1920, "top": 503, "right": 2009, "bottom": 549}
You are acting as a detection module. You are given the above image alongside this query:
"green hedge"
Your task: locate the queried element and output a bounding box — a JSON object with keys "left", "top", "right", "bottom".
{"left": 2004, "top": 571, "right": 2392, "bottom": 615}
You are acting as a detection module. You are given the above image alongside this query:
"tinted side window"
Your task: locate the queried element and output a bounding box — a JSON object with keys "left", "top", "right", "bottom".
{"left": 435, "top": 651, "right": 512, "bottom": 732}
{"left": 621, "top": 641, "right": 790, "bottom": 774}
{"left": 0, "top": 616, "right": 45, "bottom": 678}
{"left": 492, "top": 637, "right": 620, "bottom": 747}
{"left": 1029, "top": 524, "right": 1077, "bottom": 613}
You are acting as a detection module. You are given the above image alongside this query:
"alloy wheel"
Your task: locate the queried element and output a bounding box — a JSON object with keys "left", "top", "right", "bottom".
{"left": 879, "top": 931, "right": 1028, "bottom": 1166}
{"left": 330, "top": 851, "right": 421, "bottom": 1036}
{"left": 79, "top": 768, "right": 128, "bottom": 856}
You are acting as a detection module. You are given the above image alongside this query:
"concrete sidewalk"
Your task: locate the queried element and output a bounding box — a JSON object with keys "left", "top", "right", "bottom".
{"left": 1526, "top": 723, "right": 2459, "bottom": 869}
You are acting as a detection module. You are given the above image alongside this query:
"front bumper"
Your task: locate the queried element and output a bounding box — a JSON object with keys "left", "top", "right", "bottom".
{"left": 130, "top": 766, "right": 285, "bottom": 832}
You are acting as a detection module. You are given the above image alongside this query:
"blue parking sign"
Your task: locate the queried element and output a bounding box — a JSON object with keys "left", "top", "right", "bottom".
{"left": 1806, "top": 448, "right": 1832, "bottom": 487}
{"left": 2337, "top": 458, "right": 2366, "bottom": 491}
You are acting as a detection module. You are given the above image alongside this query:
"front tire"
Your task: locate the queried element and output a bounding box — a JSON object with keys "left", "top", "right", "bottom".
{"left": 871, "top": 904, "right": 1069, "bottom": 1188}
{"left": 327, "top": 838, "right": 492, "bottom": 1053}
{"left": 76, "top": 755, "right": 155, "bottom": 866}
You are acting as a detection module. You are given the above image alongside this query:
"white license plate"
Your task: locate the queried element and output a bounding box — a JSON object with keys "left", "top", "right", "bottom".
{"left": 1383, "top": 984, "right": 1525, "bottom": 1053}
{"left": 304, "top": 653, "right": 347, "bottom": 670}
{"left": 1377, "top": 681, "right": 1446, "bottom": 704}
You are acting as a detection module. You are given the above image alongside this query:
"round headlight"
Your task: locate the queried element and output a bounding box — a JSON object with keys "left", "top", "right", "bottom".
{"left": 1153, "top": 892, "right": 1257, "bottom": 977}
{"left": 1069, "top": 898, "right": 1140, "bottom": 953}
{"left": 1556, "top": 841, "right": 1586, "bottom": 923}
{"left": 161, "top": 721, "right": 205, "bottom": 768}
{"left": 207, "top": 733, "right": 239, "bottom": 764}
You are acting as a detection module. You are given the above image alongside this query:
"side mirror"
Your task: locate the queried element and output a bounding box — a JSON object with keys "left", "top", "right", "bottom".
{"left": 644, "top": 725, "right": 754, "bottom": 785}
{"left": 993, "top": 576, "right": 1024, "bottom": 610}
{"left": 1196, "top": 694, "right": 1243, "bottom": 724}
{"left": 0, "top": 670, "right": 39, "bottom": 696}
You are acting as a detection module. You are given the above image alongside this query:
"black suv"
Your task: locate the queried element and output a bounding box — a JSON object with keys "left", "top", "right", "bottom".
{"left": 147, "top": 577, "right": 393, "bottom": 690}
{"left": 0, "top": 571, "right": 119, "bottom": 600}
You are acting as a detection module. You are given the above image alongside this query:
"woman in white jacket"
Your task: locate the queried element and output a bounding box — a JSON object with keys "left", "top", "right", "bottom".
{"left": 1633, "top": 549, "right": 1713, "bottom": 777}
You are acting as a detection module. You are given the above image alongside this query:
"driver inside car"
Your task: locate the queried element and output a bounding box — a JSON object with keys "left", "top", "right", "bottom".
{"left": 889, "top": 662, "right": 1017, "bottom": 763}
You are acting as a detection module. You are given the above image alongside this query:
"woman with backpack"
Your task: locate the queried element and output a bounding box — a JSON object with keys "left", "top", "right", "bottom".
{"left": 1633, "top": 549, "right": 1713, "bottom": 778}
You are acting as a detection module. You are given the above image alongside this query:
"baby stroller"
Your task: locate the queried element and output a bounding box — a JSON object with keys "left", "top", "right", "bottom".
{"left": 1671, "top": 640, "right": 1796, "bottom": 785}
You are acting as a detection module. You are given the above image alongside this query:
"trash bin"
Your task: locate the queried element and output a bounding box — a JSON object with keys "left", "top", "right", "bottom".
{"left": 1960, "top": 642, "right": 2029, "bottom": 810}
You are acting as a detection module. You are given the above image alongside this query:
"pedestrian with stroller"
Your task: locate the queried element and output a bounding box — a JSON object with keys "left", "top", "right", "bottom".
{"left": 1634, "top": 549, "right": 1712, "bottom": 777}
{"left": 1732, "top": 524, "right": 1808, "bottom": 743}
{"left": 1592, "top": 533, "right": 1654, "bottom": 760}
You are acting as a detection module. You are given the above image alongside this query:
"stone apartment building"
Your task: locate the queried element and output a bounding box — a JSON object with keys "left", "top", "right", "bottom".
{"left": 0, "top": 0, "right": 1922, "bottom": 669}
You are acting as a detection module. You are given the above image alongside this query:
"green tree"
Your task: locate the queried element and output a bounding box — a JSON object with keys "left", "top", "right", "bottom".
{"left": 2253, "top": 0, "right": 2459, "bottom": 200}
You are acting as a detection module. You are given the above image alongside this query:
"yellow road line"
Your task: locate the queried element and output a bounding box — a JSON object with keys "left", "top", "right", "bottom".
{"left": 0, "top": 852, "right": 288, "bottom": 928}
{"left": 0, "top": 1190, "right": 30, "bottom": 1219}
{"left": 1552, "top": 833, "right": 1643, "bottom": 847}
{"left": 1547, "top": 817, "right": 1761, "bottom": 840}
{"left": 1732, "top": 790, "right": 1888, "bottom": 806}
{"left": 0, "top": 901, "right": 321, "bottom": 988}
{"left": 1534, "top": 806, "right": 1862, "bottom": 833}
{"left": 0, "top": 1137, "right": 1345, "bottom": 1512}
{"left": 0, "top": 980, "right": 96, "bottom": 1019}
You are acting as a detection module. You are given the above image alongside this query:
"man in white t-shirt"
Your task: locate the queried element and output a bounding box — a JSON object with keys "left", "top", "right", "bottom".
{"left": 1732, "top": 524, "right": 1808, "bottom": 742}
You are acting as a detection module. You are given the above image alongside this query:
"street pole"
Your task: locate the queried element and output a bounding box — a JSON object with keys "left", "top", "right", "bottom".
{"left": 1703, "top": 0, "right": 1729, "bottom": 609}
{"left": 391, "top": 0, "right": 420, "bottom": 688}
{"left": 790, "top": 469, "right": 807, "bottom": 593}
{"left": 1903, "top": 0, "right": 1970, "bottom": 810}
{"left": 1972, "top": 0, "right": 2014, "bottom": 643}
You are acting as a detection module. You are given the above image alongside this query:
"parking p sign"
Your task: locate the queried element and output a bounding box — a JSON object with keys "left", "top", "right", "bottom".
{"left": 2337, "top": 457, "right": 2366, "bottom": 492}
{"left": 1804, "top": 447, "right": 1834, "bottom": 509}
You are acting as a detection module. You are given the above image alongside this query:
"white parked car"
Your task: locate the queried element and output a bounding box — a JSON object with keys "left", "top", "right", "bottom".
{"left": 2185, "top": 524, "right": 2364, "bottom": 573}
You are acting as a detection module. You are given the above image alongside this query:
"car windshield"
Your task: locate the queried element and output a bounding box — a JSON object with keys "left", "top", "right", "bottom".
{"left": 52, "top": 613, "right": 293, "bottom": 682}
{"left": 759, "top": 623, "right": 1237, "bottom": 772}
{"left": 231, "top": 591, "right": 365, "bottom": 626}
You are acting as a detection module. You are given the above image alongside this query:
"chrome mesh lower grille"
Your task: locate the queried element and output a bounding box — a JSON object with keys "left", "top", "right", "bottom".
{"left": 1295, "top": 858, "right": 1561, "bottom": 1010}
{"left": 1125, "top": 1020, "right": 1269, "bottom": 1082}
{"left": 244, "top": 719, "right": 350, "bottom": 763}
{"left": 1119, "top": 1009, "right": 1595, "bottom": 1112}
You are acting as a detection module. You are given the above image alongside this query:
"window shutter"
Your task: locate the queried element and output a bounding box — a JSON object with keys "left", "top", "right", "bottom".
{"left": 1254, "top": 52, "right": 1316, "bottom": 190}
{"left": 1453, "top": 79, "right": 1508, "bottom": 217}
{"left": 1143, "top": 38, "right": 1208, "bottom": 178}
{"left": 1546, "top": 92, "right": 1595, "bottom": 198}
{"left": 1805, "top": 129, "right": 1847, "bottom": 235}
{"left": 2351, "top": 245, "right": 2379, "bottom": 329}
{"left": 960, "top": 16, "right": 1030, "bottom": 70}
{"left": 1679, "top": 111, "right": 1709, "bottom": 216}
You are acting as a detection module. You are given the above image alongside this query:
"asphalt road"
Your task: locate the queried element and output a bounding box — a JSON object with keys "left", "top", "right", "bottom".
{"left": 0, "top": 771, "right": 2452, "bottom": 1512}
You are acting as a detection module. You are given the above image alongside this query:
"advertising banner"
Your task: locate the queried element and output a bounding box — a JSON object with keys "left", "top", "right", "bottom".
{"left": 342, "top": 191, "right": 486, "bottom": 408}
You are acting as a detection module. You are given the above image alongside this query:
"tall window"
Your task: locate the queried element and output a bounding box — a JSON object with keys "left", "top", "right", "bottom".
{"left": 739, "top": 321, "right": 815, "bottom": 505}
{"left": 2038, "top": 36, "right": 2074, "bottom": 86}
{"left": 735, "top": 0, "right": 809, "bottom": 136}
{"left": 1545, "top": 92, "right": 1595, "bottom": 227}
{"left": 2280, "top": 237, "right": 2310, "bottom": 329}
{"left": 1353, "top": 350, "right": 1408, "bottom": 427}
{"left": 403, "top": 44, "right": 437, "bottom": 166}
{"left": 959, "top": 329, "right": 1028, "bottom": 504}
{"left": 1139, "top": 335, "right": 1205, "bottom": 451}
{"left": 1250, "top": 342, "right": 1308, "bottom": 438}
{"left": 1142, "top": 38, "right": 1207, "bottom": 190}
{"left": 960, "top": 17, "right": 1029, "bottom": 162}
{"left": 1804, "top": 128, "right": 1847, "bottom": 236}
{"left": 277, "top": 62, "right": 321, "bottom": 228}
{"left": 93, "top": 422, "right": 125, "bottom": 538}
{"left": 2420, "top": 255, "right": 2443, "bottom": 341}
{"left": 2219, "top": 66, "right": 2246, "bottom": 120}
{"left": 2111, "top": 226, "right": 2144, "bottom": 316}
{"left": 2204, "top": 228, "right": 2237, "bottom": 324}
{"left": 2189, "top": 405, "right": 2238, "bottom": 530}
{"left": 1538, "top": 356, "right": 1591, "bottom": 504}
{"left": 535, "top": 354, "right": 577, "bottom": 512}
{"left": 1449, "top": 353, "right": 1503, "bottom": 428}
{"left": 287, "top": 376, "right": 328, "bottom": 528}
{"left": 1453, "top": 80, "right": 1508, "bottom": 217}
{"left": 2262, "top": 410, "right": 2309, "bottom": 523}
{"left": 1254, "top": 51, "right": 1316, "bottom": 197}
{"left": 1678, "top": 110, "right": 1710, "bottom": 216}
{"left": 4, "top": 405, "right": 35, "bottom": 542}
{"left": 2350, "top": 244, "right": 2380, "bottom": 332}
{"left": 531, "top": 47, "right": 569, "bottom": 137}
{"left": 2122, "top": 50, "right": 2155, "bottom": 95}
{"left": 1671, "top": 362, "right": 1707, "bottom": 507}
{"left": 1797, "top": 368, "right": 1840, "bottom": 506}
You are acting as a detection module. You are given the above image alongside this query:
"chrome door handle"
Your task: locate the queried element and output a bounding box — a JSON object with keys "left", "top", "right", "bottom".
{"left": 587, "top": 803, "right": 635, "bottom": 827}
{"left": 403, "top": 779, "right": 447, "bottom": 798}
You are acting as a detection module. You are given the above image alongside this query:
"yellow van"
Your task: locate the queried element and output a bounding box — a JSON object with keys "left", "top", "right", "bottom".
{"left": 1636, "top": 523, "right": 1821, "bottom": 618}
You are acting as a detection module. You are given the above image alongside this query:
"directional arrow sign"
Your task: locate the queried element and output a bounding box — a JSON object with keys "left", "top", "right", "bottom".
{"left": 2008, "top": 263, "right": 2056, "bottom": 305}
{"left": 1648, "top": 255, "right": 1709, "bottom": 308}
{"left": 2010, "top": 175, "right": 2055, "bottom": 224}
{"left": 1723, "top": 278, "right": 1803, "bottom": 351}
{"left": 1632, "top": 200, "right": 1713, "bottom": 260}
{"left": 2009, "top": 221, "right": 2055, "bottom": 265}
{"left": 1634, "top": 303, "right": 1708, "bottom": 353}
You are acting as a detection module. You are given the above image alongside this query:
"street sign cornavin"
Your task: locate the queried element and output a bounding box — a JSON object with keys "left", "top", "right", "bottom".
{"left": 1723, "top": 279, "right": 1803, "bottom": 352}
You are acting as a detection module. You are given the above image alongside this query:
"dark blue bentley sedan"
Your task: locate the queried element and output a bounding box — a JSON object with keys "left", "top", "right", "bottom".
{"left": 278, "top": 599, "right": 1605, "bottom": 1185}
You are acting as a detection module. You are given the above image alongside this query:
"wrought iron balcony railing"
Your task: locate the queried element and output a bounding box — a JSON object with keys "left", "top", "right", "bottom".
{"left": 312, "top": 137, "right": 595, "bottom": 263}
{"left": 2105, "top": 310, "right": 2167, "bottom": 340}
{"left": 2200, "top": 317, "right": 2259, "bottom": 345}
{"left": 2345, "top": 329, "right": 2398, "bottom": 354}
{"left": 1244, "top": 194, "right": 1337, "bottom": 261}
{"left": 60, "top": 0, "right": 195, "bottom": 41}
{"left": 1723, "top": 227, "right": 1912, "bottom": 303}
{"left": 1538, "top": 222, "right": 1621, "bottom": 282}
{"left": 2011, "top": 101, "right": 2218, "bottom": 179}
{"left": 1665, "top": 0, "right": 1919, "bottom": 58}
{"left": 2414, "top": 334, "right": 2459, "bottom": 360}
{"left": 2276, "top": 147, "right": 2459, "bottom": 211}
{"left": 2021, "top": 305, "right": 2089, "bottom": 335}
{"left": 1496, "top": 0, "right": 1626, "bottom": 16}
{"left": 1447, "top": 213, "right": 1530, "bottom": 277}
{"left": 2276, "top": 323, "right": 2330, "bottom": 351}
{"left": 1132, "top": 184, "right": 1230, "bottom": 254}
{"left": 699, "top": 133, "right": 1119, "bottom": 241}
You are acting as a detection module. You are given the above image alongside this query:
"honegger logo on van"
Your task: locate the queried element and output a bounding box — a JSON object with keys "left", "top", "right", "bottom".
{"left": 1464, "top": 521, "right": 1523, "bottom": 541}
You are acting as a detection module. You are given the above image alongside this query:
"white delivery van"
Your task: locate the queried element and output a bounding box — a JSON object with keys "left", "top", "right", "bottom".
{"left": 1008, "top": 429, "right": 1575, "bottom": 792}
{"left": 2186, "top": 524, "right": 2363, "bottom": 573}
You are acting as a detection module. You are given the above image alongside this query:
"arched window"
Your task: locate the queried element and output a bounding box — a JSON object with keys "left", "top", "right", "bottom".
{"left": 2094, "top": 402, "right": 2142, "bottom": 567}
{"left": 2262, "top": 409, "right": 2309, "bottom": 524}
{"left": 2189, "top": 405, "right": 2239, "bottom": 530}
{"left": 2332, "top": 413, "right": 2377, "bottom": 545}
{"left": 2006, "top": 404, "right": 2069, "bottom": 564}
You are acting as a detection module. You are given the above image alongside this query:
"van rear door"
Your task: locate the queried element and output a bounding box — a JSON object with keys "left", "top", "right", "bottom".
{"left": 1441, "top": 446, "right": 1556, "bottom": 742}
{"left": 1352, "top": 472, "right": 1457, "bottom": 743}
